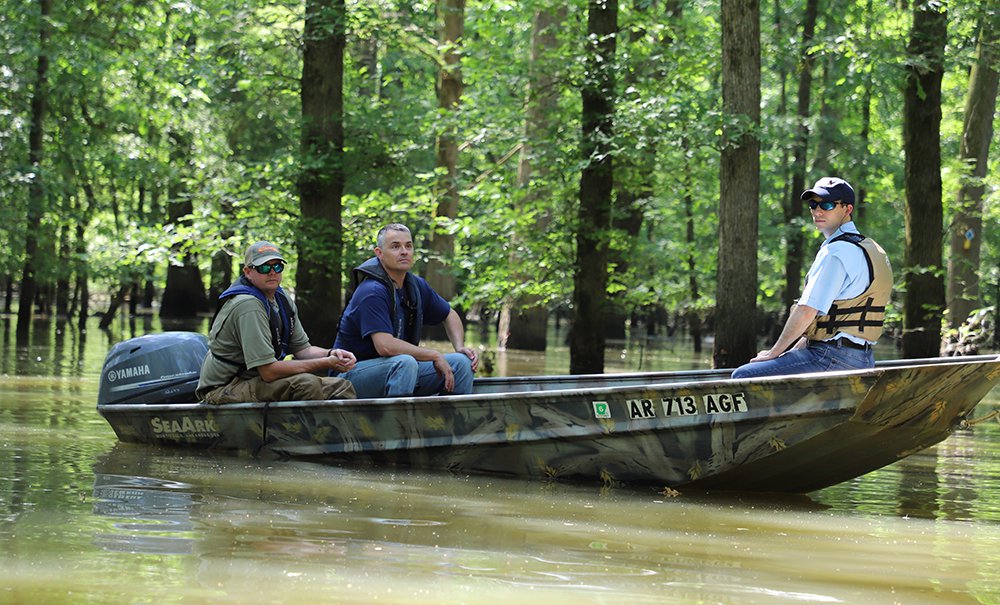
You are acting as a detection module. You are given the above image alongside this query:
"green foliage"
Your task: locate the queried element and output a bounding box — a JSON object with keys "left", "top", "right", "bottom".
{"left": 2, "top": 0, "right": 998, "bottom": 341}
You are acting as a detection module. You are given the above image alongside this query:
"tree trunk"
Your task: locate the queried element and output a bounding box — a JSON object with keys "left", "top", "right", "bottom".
{"left": 16, "top": 0, "right": 52, "bottom": 338}
{"left": 498, "top": 5, "right": 565, "bottom": 352}
{"left": 75, "top": 221, "right": 89, "bottom": 331}
{"left": 160, "top": 34, "right": 208, "bottom": 318}
{"left": 297, "top": 0, "right": 346, "bottom": 345}
{"left": 605, "top": 0, "right": 663, "bottom": 342}
{"left": 682, "top": 137, "right": 702, "bottom": 353}
{"left": 855, "top": 0, "right": 875, "bottom": 222}
{"left": 208, "top": 201, "right": 235, "bottom": 304}
{"left": 946, "top": 10, "right": 998, "bottom": 331}
{"left": 425, "top": 0, "right": 465, "bottom": 336}
{"left": 901, "top": 4, "right": 947, "bottom": 357}
{"left": 781, "top": 0, "right": 818, "bottom": 317}
{"left": 209, "top": 249, "right": 233, "bottom": 305}
{"left": 100, "top": 284, "right": 131, "bottom": 330}
{"left": 570, "top": 0, "right": 617, "bottom": 375}
{"left": 713, "top": 0, "right": 761, "bottom": 370}
{"left": 55, "top": 217, "right": 71, "bottom": 318}
{"left": 160, "top": 129, "right": 208, "bottom": 318}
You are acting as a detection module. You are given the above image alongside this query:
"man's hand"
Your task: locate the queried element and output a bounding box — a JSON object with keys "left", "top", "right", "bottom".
{"left": 327, "top": 348, "right": 357, "bottom": 373}
{"left": 748, "top": 349, "right": 781, "bottom": 363}
{"left": 456, "top": 346, "right": 479, "bottom": 372}
{"left": 433, "top": 355, "right": 455, "bottom": 392}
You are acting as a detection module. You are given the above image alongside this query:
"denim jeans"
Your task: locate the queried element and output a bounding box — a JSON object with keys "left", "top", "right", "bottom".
{"left": 730, "top": 339, "right": 874, "bottom": 379}
{"left": 338, "top": 353, "right": 474, "bottom": 399}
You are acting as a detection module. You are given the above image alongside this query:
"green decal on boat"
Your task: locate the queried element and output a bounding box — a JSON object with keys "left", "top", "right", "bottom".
{"left": 592, "top": 401, "right": 610, "bottom": 419}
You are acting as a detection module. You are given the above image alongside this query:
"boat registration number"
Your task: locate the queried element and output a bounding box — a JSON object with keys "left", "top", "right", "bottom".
{"left": 593, "top": 392, "right": 748, "bottom": 420}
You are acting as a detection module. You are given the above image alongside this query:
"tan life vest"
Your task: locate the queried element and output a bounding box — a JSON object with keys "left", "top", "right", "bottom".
{"left": 805, "top": 234, "right": 893, "bottom": 343}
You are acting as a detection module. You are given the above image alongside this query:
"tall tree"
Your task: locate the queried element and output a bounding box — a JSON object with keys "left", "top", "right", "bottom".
{"left": 498, "top": 4, "right": 566, "bottom": 352}
{"left": 160, "top": 32, "right": 208, "bottom": 318}
{"left": 570, "top": 0, "right": 618, "bottom": 374}
{"left": 901, "top": 3, "right": 947, "bottom": 357}
{"left": 713, "top": 0, "right": 761, "bottom": 369}
{"left": 946, "top": 8, "right": 998, "bottom": 331}
{"left": 605, "top": 0, "right": 673, "bottom": 341}
{"left": 16, "top": 0, "right": 52, "bottom": 337}
{"left": 297, "top": 0, "right": 347, "bottom": 342}
{"left": 425, "top": 0, "right": 465, "bottom": 310}
{"left": 781, "top": 0, "right": 818, "bottom": 316}
{"left": 160, "top": 127, "right": 208, "bottom": 317}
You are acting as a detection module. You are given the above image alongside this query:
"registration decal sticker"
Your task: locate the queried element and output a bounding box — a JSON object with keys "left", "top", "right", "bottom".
{"left": 592, "top": 401, "right": 611, "bottom": 419}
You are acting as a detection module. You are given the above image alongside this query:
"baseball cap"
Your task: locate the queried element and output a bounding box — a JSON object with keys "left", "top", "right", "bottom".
{"left": 244, "top": 241, "right": 286, "bottom": 267}
{"left": 800, "top": 177, "right": 855, "bottom": 206}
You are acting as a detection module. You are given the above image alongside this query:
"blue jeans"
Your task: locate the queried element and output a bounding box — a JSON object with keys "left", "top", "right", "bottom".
{"left": 338, "top": 353, "right": 474, "bottom": 399}
{"left": 730, "top": 339, "right": 874, "bottom": 379}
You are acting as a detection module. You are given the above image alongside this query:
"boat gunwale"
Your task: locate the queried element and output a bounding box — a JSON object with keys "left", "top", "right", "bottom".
{"left": 96, "top": 355, "right": 1000, "bottom": 415}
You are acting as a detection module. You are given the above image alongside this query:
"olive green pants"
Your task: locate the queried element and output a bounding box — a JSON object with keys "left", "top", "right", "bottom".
{"left": 201, "top": 373, "right": 356, "bottom": 404}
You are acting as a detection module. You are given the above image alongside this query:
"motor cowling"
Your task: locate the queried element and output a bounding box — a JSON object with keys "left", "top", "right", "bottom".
{"left": 98, "top": 332, "right": 209, "bottom": 405}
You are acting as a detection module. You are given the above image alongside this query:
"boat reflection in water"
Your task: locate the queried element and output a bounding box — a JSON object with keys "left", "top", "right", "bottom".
{"left": 91, "top": 469, "right": 196, "bottom": 555}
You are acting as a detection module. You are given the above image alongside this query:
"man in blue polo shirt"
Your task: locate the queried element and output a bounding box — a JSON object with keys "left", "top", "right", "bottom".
{"left": 731, "top": 177, "right": 893, "bottom": 379}
{"left": 334, "top": 224, "right": 479, "bottom": 398}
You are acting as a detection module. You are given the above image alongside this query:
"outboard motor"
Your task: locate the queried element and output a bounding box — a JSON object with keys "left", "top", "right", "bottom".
{"left": 98, "top": 332, "right": 209, "bottom": 405}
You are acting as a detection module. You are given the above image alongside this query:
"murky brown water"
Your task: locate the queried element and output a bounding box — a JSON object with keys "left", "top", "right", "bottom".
{"left": 2, "top": 316, "right": 1000, "bottom": 604}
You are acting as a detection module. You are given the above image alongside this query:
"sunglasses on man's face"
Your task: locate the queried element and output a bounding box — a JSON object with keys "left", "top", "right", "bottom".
{"left": 252, "top": 262, "right": 284, "bottom": 274}
{"left": 808, "top": 200, "right": 845, "bottom": 211}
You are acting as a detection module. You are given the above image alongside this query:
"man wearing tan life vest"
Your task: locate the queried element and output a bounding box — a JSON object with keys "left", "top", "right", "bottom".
{"left": 732, "top": 177, "right": 893, "bottom": 379}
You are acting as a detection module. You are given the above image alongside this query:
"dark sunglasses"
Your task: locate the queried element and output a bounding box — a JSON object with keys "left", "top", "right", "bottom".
{"left": 808, "top": 200, "right": 845, "bottom": 211}
{"left": 252, "top": 262, "right": 285, "bottom": 274}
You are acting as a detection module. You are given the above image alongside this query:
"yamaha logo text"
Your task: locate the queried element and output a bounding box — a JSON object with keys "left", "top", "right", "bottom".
{"left": 105, "top": 364, "right": 152, "bottom": 383}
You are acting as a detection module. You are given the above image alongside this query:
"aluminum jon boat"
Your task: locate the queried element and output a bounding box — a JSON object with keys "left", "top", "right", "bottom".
{"left": 96, "top": 332, "right": 1000, "bottom": 493}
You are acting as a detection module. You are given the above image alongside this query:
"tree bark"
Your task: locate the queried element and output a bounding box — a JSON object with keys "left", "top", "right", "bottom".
{"left": 425, "top": 0, "right": 465, "bottom": 328}
{"left": 297, "top": 0, "right": 346, "bottom": 344}
{"left": 855, "top": 0, "right": 876, "bottom": 222}
{"left": 160, "top": 33, "right": 207, "bottom": 318}
{"left": 17, "top": 0, "right": 52, "bottom": 337}
{"left": 498, "top": 5, "right": 565, "bottom": 352}
{"left": 902, "top": 4, "right": 947, "bottom": 357}
{"left": 713, "top": 0, "right": 761, "bottom": 369}
{"left": 570, "top": 0, "right": 617, "bottom": 375}
{"left": 946, "top": 9, "right": 998, "bottom": 331}
{"left": 781, "top": 0, "right": 818, "bottom": 317}
{"left": 682, "top": 136, "right": 702, "bottom": 353}
{"left": 159, "top": 127, "right": 208, "bottom": 317}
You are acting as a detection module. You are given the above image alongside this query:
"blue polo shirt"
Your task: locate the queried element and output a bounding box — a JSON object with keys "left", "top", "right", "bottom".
{"left": 334, "top": 275, "right": 451, "bottom": 361}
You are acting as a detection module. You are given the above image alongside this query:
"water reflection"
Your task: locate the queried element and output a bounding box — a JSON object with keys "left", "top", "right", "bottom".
{"left": 3, "top": 315, "right": 1000, "bottom": 604}
{"left": 91, "top": 472, "right": 196, "bottom": 554}
{"left": 80, "top": 441, "right": 1000, "bottom": 604}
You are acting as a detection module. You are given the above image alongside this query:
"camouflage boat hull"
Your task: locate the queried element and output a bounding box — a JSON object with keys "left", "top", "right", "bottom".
{"left": 97, "top": 340, "right": 1000, "bottom": 492}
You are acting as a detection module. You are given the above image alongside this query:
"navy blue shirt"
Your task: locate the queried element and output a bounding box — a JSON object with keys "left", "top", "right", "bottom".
{"left": 334, "top": 275, "right": 451, "bottom": 361}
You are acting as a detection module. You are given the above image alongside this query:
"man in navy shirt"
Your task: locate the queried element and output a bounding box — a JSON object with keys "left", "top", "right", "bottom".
{"left": 334, "top": 223, "right": 479, "bottom": 398}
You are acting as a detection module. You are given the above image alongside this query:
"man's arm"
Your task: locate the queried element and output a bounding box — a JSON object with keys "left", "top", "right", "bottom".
{"left": 370, "top": 332, "right": 458, "bottom": 391}
{"left": 443, "top": 309, "right": 479, "bottom": 371}
{"left": 256, "top": 346, "right": 357, "bottom": 383}
{"left": 746, "top": 304, "right": 819, "bottom": 363}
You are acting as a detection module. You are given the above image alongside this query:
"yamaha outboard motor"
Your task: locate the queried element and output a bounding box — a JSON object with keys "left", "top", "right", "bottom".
{"left": 98, "top": 332, "right": 209, "bottom": 405}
